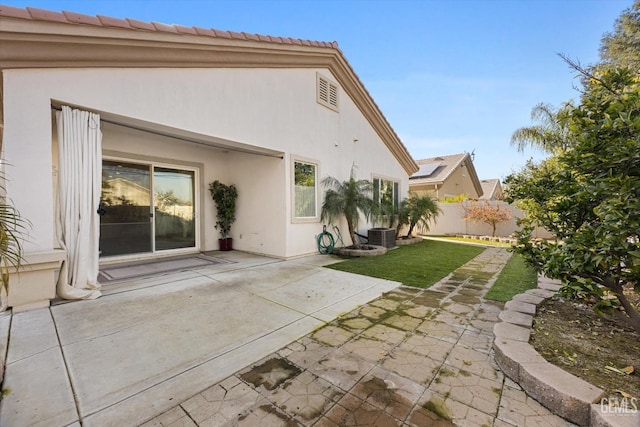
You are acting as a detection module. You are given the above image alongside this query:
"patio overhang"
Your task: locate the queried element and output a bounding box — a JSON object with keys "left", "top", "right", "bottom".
{"left": 52, "top": 102, "right": 285, "bottom": 159}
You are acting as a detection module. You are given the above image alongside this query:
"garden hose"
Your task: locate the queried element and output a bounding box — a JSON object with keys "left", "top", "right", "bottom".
{"left": 317, "top": 225, "right": 335, "bottom": 254}
{"left": 332, "top": 225, "right": 345, "bottom": 248}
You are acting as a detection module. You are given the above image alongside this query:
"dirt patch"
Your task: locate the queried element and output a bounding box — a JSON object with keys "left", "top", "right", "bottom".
{"left": 240, "top": 358, "right": 302, "bottom": 391}
{"left": 530, "top": 295, "right": 640, "bottom": 399}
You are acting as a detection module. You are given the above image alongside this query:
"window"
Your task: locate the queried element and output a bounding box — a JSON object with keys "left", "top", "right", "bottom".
{"left": 317, "top": 73, "right": 339, "bottom": 111}
{"left": 293, "top": 160, "right": 319, "bottom": 221}
{"left": 373, "top": 177, "right": 400, "bottom": 212}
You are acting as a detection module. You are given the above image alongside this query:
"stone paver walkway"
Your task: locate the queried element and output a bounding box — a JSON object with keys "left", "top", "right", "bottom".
{"left": 143, "top": 248, "right": 572, "bottom": 426}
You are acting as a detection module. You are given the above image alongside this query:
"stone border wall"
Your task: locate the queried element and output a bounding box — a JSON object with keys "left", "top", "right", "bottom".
{"left": 492, "top": 277, "right": 639, "bottom": 427}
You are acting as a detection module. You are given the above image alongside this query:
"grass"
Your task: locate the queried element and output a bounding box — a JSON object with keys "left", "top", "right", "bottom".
{"left": 485, "top": 253, "right": 538, "bottom": 302}
{"left": 430, "top": 235, "right": 512, "bottom": 247}
{"left": 326, "top": 240, "right": 484, "bottom": 288}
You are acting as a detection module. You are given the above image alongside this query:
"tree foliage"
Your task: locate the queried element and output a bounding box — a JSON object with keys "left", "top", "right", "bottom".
{"left": 506, "top": 2, "right": 640, "bottom": 333}
{"left": 505, "top": 68, "right": 640, "bottom": 333}
{"left": 321, "top": 166, "right": 375, "bottom": 246}
{"left": 462, "top": 201, "right": 512, "bottom": 237}
{"left": 510, "top": 102, "right": 576, "bottom": 154}
{"left": 599, "top": 0, "right": 640, "bottom": 71}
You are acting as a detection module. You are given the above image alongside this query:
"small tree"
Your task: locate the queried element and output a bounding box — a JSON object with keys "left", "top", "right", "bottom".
{"left": 397, "top": 193, "right": 441, "bottom": 237}
{"left": 463, "top": 201, "right": 512, "bottom": 237}
{"left": 321, "top": 166, "right": 374, "bottom": 246}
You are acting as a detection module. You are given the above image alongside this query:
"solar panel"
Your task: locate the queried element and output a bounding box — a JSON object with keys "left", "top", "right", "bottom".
{"left": 411, "top": 162, "right": 441, "bottom": 178}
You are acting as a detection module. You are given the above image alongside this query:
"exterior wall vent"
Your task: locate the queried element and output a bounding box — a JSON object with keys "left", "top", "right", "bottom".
{"left": 317, "top": 73, "right": 339, "bottom": 111}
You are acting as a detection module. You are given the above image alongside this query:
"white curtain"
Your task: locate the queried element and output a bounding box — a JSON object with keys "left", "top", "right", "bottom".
{"left": 55, "top": 106, "right": 102, "bottom": 300}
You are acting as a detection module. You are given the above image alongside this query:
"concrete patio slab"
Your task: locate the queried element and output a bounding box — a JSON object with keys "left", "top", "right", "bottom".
{"left": 0, "top": 253, "right": 398, "bottom": 427}
{"left": 1, "top": 248, "right": 578, "bottom": 426}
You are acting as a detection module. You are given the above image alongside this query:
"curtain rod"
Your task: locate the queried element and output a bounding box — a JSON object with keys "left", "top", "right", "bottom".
{"left": 51, "top": 105, "right": 284, "bottom": 160}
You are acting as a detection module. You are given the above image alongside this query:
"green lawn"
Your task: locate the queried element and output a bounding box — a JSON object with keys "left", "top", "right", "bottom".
{"left": 326, "top": 240, "right": 484, "bottom": 288}
{"left": 485, "top": 254, "right": 538, "bottom": 302}
{"left": 430, "top": 236, "right": 512, "bottom": 247}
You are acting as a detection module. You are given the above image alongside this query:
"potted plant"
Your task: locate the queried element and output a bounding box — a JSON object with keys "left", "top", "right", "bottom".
{"left": 208, "top": 180, "right": 238, "bottom": 251}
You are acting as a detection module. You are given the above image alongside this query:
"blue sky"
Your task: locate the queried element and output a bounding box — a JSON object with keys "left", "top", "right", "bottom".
{"left": 3, "top": 0, "right": 632, "bottom": 179}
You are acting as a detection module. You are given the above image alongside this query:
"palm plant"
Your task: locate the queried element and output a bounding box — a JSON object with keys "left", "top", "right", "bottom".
{"left": 321, "top": 166, "right": 375, "bottom": 246}
{"left": 397, "top": 193, "right": 441, "bottom": 237}
{"left": 0, "top": 169, "right": 29, "bottom": 310}
{"left": 375, "top": 198, "right": 399, "bottom": 229}
{"left": 510, "top": 102, "right": 575, "bottom": 154}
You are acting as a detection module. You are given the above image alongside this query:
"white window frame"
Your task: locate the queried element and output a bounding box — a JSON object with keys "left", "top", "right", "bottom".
{"left": 372, "top": 175, "right": 400, "bottom": 212}
{"left": 291, "top": 157, "right": 320, "bottom": 223}
{"left": 316, "top": 72, "right": 339, "bottom": 112}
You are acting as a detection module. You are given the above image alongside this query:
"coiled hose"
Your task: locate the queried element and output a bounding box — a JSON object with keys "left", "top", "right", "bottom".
{"left": 317, "top": 225, "right": 335, "bottom": 254}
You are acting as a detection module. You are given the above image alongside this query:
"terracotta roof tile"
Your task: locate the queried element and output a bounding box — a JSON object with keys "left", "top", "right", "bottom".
{"left": 227, "top": 30, "right": 246, "bottom": 40}
{"left": 26, "top": 6, "right": 67, "bottom": 23}
{"left": 192, "top": 26, "right": 213, "bottom": 36}
{"left": 97, "top": 14, "right": 132, "bottom": 29}
{"left": 213, "top": 29, "right": 232, "bottom": 39}
{"left": 152, "top": 22, "right": 178, "bottom": 33}
{"left": 0, "top": 5, "right": 338, "bottom": 49}
{"left": 62, "top": 10, "right": 101, "bottom": 26}
{"left": 242, "top": 32, "right": 259, "bottom": 41}
{"left": 0, "top": 4, "right": 32, "bottom": 19}
{"left": 173, "top": 24, "right": 197, "bottom": 35}
{"left": 126, "top": 18, "right": 155, "bottom": 31}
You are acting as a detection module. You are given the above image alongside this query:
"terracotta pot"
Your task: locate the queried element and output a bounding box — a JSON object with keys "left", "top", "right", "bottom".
{"left": 219, "top": 237, "right": 233, "bottom": 251}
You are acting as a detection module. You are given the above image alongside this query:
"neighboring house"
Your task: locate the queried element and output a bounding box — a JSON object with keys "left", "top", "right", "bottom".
{"left": 0, "top": 6, "right": 417, "bottom": 310}
{"left": 408, "top": 153, "right": 483, "bottom": 200}
{"left": 479, "top": 179, "right": 504, "bottom": 200}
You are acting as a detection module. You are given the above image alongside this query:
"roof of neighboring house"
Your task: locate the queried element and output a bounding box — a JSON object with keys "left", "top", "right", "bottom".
{"left": 409, "top": 152, "right": 483, "bottom": 197}
{"left": 0, "top": 5, "right": 418, "bottom": 175}
{"left": 479, "top": 179, "right": 503, "bottom": 200}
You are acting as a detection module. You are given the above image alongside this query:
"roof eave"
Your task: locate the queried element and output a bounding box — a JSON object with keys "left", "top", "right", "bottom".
{"left": 0, "top": 15, "right": 418, "bottom": 176}
{"left": 462, "top": 156, "right": 484, "bottom": 197}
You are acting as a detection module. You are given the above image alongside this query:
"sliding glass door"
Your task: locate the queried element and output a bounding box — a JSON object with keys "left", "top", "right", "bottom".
{"left": 153, "top": 167, "right": 195, "bottom": 251}
{"left": 99, "top": 160, "right": 196, "bottom": 257}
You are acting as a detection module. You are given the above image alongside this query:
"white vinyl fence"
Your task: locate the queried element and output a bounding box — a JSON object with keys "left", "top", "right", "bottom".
{"left": 418, "top": 201, "right": 553, "bottom": 239}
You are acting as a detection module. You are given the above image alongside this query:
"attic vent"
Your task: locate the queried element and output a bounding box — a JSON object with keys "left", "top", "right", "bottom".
{"left": 317, "top": 73, "right": 339, "bottom": 111}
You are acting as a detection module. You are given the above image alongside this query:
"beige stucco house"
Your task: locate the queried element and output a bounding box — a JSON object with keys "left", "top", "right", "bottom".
{"left": 0, "top": 5, "right": 418, "bottom": 311}
{"left": 479, "top": 179, "right": 504, "bottom": 201}
{"left": 408, "top": 152, "right": 482, "bottom": 200}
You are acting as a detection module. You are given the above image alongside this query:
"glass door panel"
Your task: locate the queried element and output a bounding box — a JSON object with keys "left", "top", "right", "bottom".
{"left": 99, "top": 161, "right": 152, "bottom": 256}
{"left": 153, "top": 167, "right": 196, "bottom": 251}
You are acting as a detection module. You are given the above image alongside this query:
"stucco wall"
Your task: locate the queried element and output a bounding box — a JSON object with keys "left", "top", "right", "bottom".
{"left": 438, "top": 166, "right": 480, "bottom": 199}
{"left": 420, "top": 201, "right": 553, "bottom": 239}
{"left": 2, "top": 67, "right": 409, "bottom": 258}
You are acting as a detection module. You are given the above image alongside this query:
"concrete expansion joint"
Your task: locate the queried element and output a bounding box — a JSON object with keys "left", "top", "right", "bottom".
{"left": 492, "top": 276, "right": 639, "bottom": 427}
